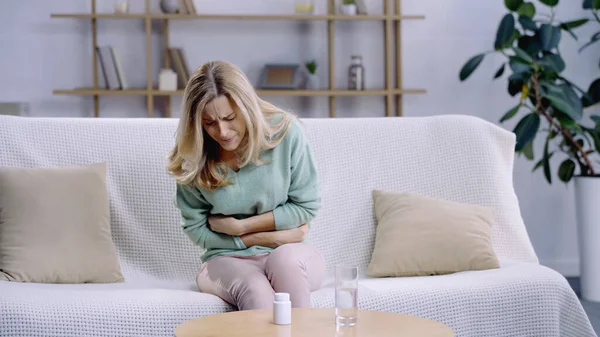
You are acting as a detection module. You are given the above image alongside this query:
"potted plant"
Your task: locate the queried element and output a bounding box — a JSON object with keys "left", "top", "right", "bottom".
{"left": 340, "top": 0, "right": 357, "bottom": 15}
{"left": 305, "top": 60, "right": 319, "bottom": 89}
{"left": 459, "top": 0, "right": 600, "bottom": 302}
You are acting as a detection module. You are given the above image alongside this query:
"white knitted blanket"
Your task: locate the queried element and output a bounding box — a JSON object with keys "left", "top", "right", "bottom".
{"left": 0, "top": 114, "right": 595, "bottom": 336}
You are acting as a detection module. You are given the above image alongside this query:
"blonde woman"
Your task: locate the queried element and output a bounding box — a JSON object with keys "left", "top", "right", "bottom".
{"left": 167, "top": 60, "right": 326, "bottom": 310}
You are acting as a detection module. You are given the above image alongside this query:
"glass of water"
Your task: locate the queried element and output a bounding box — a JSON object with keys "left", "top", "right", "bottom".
{"left": 335, "top": 264, "right": 358, "bottom": 326}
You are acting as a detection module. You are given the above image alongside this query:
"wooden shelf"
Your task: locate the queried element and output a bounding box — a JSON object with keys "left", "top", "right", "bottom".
{"left": 54, "top": 88, "right": 427, "bottom": 96}
{"left": 51, "top": 0, "right": 425, "bottom": 118}
{"left": 258, "top": 89, "right": 427, "bottom": 96}
{"left": 50, "top": 13, "right": 425, "bottom": 21}
{"left": 53, "top": 88, "right": 150, "bottom": 95}
{"left": 51, "top": 13, "right": 147, "bottom": 19}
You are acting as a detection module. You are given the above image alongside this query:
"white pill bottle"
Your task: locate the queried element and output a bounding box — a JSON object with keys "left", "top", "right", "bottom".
{"left": 273, "top": 292, "right": 292, "bottom": 325}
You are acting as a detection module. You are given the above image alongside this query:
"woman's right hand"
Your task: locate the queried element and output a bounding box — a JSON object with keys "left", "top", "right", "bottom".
{"left": 240, "top": 224, "right": 309, "bottom": 248}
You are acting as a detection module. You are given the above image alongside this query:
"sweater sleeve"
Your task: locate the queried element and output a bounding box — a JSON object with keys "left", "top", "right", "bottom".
{"left": 272, "top": 123, "right": 321, "bottom": 230}
{"left": 175, "top": 184, "right": 247, "bottom": 250}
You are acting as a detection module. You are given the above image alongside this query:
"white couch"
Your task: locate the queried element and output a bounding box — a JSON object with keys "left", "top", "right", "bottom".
{"left": 0, "top": 114, "right": 595, "bottom": 337}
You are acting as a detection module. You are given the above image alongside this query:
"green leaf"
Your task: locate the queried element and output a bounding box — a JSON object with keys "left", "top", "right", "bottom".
{"left": 541, "top": 84, "right": 583, "bottom": 120}
{"left": 556, "top": 112, "right": 578, "bottom": 130}
{"left": 560, "top": 76, "right": 595, "bottom": 106}
{"left": 538, "top": 53, "right": 565, "bottom": 73}
{"left": 518, "top": 35, "right": 542, "bottom": 58}
{"left": 505, "top": 0, "right": 524, "bottom": 11}
{"left": 494, "top": 63, "right": 506, "bottom": 79}
{"left": 523, "top": 140, "right": 535, "bottom": 160}
{"left": 500, "top": 104, "right": 521, "bottom": 122}
{"left": 513, "top": 47, "right": 534, "bottom": 63}
{"left": 539, "top": 24, "right": 553, "bottom": 50}
{"left": 540, "top": 0, "right": 559, "bottom": 6}
{"left": 519, "top": 15, "right": 538, "bottom": 31}
{"left": 540, "top": 24, "right": 561, "bottom": 51}
{"left": 562, "top": 19, "right": 589, "bottom": 30}
{"left": 517, "top": 2, "right": 536, "bottom": 18}
{"left": 558, "top": 159, "right": 576, "bottom": 183}
{"left": 561, "top": 84, "right": 584, "bottom": 119}
{"left": 513, "top": 113, "right": 541, "bottom": 151}
{"left": 542, "top": 133, "right": 553, "bottom": 183}
{"left": 495, "top": 14, "right": 516, "bottom": 50}
{"left": 459, "top": 54, "right": 485, "bottom": 81}
{"left": 560, "top": 19, "right": 588, "bottom": 40}
{"left": 579, "top": 31, "right": 600, "bottom": 53}
{"left": 509, "top": 57, "right": 532, "bottom": 73}
{"left": 594, "top": 0, "right": 600, "bottom": 9}
{"left": 508, "top": 79, "right": 524, "bottom": 96}
{"left": 584, "top": 0, "right": 592, "bottom": 8}
{"left": 583, "top": 78, "right": 600, "bottom": 107}
{"left": 560, "top": 25, "right": 578, "bottom": 40}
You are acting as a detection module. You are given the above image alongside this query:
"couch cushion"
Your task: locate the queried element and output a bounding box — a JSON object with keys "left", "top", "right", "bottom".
{"left": 366, "top": 190, "right": 500, "bottom": 277}
{"left": 0, "top": 162, "right": 124, "bottom": 283}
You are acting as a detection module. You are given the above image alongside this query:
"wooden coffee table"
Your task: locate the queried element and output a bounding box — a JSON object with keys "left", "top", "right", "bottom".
{"left": 175, "top": 308, "right": 454, "bottom": 337}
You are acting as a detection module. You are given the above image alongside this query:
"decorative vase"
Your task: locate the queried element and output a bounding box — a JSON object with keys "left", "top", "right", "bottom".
{"left": 574, "top": 175, "right": 600, "bottom": 302}
{"left": 340, "top": 4, "right": 357, "bottom": 15}
{"left": 348, "top": 55, "right": 365, "bottom": 90}
{"left": 306, "top": 73, "right": 319, "bottom": 90}
{"left": 160, "top": 0, "right": 180, "bottom": 14}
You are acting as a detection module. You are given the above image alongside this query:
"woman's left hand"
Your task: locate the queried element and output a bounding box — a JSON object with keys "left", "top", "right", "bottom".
{"left": 208, "top": 215, "right": 246, "bottom": 236}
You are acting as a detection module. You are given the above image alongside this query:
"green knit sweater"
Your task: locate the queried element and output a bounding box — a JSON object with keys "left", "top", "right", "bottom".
{"left": 174, "top": 117, "right": 321, "bottom": 262}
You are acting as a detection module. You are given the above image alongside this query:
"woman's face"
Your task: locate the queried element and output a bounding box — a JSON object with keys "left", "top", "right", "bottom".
{"left": 201, "top": 95, "right": 246, "bottom": 153}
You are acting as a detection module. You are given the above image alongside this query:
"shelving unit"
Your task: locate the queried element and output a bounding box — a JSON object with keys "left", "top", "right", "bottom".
{"left": 51, "top": 0, "right": 426, "bottom": 118}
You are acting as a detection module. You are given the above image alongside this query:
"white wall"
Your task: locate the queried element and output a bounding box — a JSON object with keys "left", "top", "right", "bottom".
{"left": 0, "top": 0, "right": 596, "bottom": 276}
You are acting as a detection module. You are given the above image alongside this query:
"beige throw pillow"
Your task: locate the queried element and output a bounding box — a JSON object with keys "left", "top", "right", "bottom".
{"left": 367, "top": 190, "right": 500, "bottom": 277}
{"left": 0, "top": 162, "right": 124, "bottom": 283}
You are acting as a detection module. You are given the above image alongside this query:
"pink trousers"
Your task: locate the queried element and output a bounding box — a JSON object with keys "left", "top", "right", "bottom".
{"left": 196, "top": 243, "right": 326, "bottom": 310}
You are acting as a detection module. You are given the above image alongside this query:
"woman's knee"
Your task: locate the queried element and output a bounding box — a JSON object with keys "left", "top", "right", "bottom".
{"left": 234, "top": 274, "right": 275, "bottom": 310}
{"left": 266, "top": 243, "right": 326, "bottom": 289}
{"left": 195, "top": 257, "right": 274, "bottom": 310}
{"left": 268, "top": 243, "right": 304, "bottom": 267}
{"left": 268, "top": 243, "right": 323, "bottom": 267}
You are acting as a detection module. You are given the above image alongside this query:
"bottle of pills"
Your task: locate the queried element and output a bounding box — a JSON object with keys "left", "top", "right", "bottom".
{"left": 273, "top": 292, "right": 292, "bottom": 325}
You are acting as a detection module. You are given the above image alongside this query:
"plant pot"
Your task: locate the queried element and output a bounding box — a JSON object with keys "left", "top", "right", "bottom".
{"left": 305, "top": 73, "right": 319, "bottom": 90}
{"left": 574, "top": 175, "right": 600, "bottom": 302}
{"left": 340, "top": 4, "right": 357, "bottom": 15}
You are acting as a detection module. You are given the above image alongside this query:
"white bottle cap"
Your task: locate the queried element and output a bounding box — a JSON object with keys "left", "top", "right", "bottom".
{"left": 274, "top": 292, "right": 290, "bottom": 302}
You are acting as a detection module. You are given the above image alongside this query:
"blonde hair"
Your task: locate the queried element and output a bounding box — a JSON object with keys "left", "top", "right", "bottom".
{"left": 167, "top": 60, "right": 294, "bottom": 190}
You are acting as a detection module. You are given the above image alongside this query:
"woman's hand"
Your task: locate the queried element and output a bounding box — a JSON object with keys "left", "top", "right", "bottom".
{"left": 241, "top": 224, "right": 309, "bottom": 248}
{"left": 208, "top": 215, "right": 247, "bottom": 236}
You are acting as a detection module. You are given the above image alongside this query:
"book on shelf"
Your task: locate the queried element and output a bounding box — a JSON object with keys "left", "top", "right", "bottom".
{"left": 179, "top": 0, "right": 197, "bottom": 14}
{"left": 96, "top": 45, "right": 128, "bottom": 90}
{"left": 168, "top": 48, "right": 190, "bottom": 89}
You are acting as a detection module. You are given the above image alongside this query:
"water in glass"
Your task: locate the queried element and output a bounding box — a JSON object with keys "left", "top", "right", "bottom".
{"left": 335, "top": 264, "right": 358, "bottom": 326}
{"left": 335, "top": 286, "right": 357, "bottom": 326}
